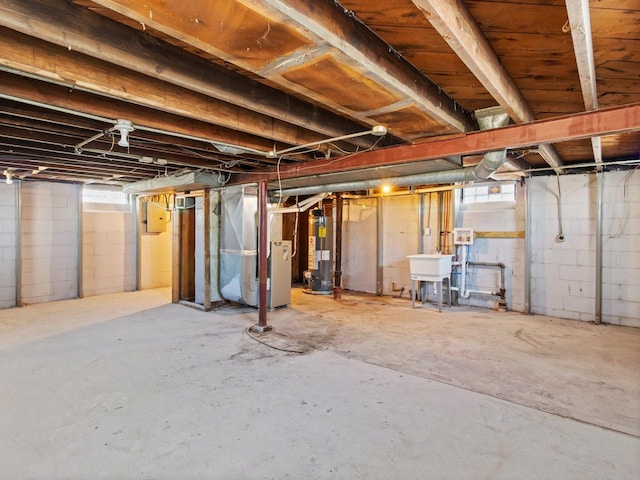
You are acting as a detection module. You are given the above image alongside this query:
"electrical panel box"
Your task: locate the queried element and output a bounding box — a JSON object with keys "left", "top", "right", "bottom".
{"left": 453, "top": 228, "right": 474, "bottom": 245}
{"left": 142, "top": 201, "right": 166, "bottom": 233}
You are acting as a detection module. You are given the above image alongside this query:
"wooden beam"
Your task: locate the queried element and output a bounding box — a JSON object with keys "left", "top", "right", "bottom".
{"left": 565, "top": 0, "right": 602, "bottom": 164}
{"left": 0, "top": 71, "right": 276, "bottom": 154}
{"left": 475, "top": 231, "right": 525, "bottom": 239}
{"left": 0, "top": 28, "right": 334, "bottom": 151}
{"left": 252, "top": 0, "right": 475, "bottom": 133}
{"left": 87, "top": 0, "right": 475, "bottom": 135}
{"left": 0, "top": 0, "right": 374, "bottom": 147}
{"left": 233, "top": 103, "right": 640, "bottom": 184}
{"left": 411, "top": 0, "right": 564, "bottom": 171}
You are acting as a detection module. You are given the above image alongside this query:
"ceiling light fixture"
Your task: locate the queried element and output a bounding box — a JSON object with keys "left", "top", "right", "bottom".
{"left": 266, "top": 125, "right": 387, "bottom": 158}
{"left": 4, "top": 170, "right": 13, "bottom": 184}
{"left": 114, "top": 119, "right": 134, "bottom": 148}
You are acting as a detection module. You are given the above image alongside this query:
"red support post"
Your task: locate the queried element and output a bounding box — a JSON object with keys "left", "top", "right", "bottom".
{"left": 252, "top": 180, "right": 272, "bottom": 332}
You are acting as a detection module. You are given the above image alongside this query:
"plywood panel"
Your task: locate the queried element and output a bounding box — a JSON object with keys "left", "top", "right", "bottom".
{"left": 467, "top": 2, "right": 569, "bottom": 36}
{"left": 339, "top": 0, "right": 431, "bottom": 26}
{"left": 91, "top": 0, "right": 312, "bottom": 68}
{"left": 281, "top": 55, "right": 401, "bottom": 112}
{"left": 369, "top": 105, "right": 452, "bottom": 138}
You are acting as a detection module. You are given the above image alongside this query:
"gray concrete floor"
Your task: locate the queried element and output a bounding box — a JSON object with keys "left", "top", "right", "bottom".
{"left": 0, "top": 287, "right": 638, "bottom": 479}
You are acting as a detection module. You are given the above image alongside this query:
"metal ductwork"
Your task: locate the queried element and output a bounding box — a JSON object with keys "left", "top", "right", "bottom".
{"left": 274, "top": 150, "right": 507, "bottom": 197}
{"left": 275, "top": 107, "right": 512, "bottom": 197}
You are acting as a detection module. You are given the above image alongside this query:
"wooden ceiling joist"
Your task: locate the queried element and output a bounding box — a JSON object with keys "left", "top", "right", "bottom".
{"left": 411, "top": 0, "right": 565, "bottom": 172}
{"left": 86, "top": 0, "right": 476, "bottom": 137}
{"left": 0, "top": 71, "right": 279, "bottom": 156}
{"left": 0, "top": 0, "right": 377, "bottom": 148}
{"left": 0, "top": 28, "right": 341, "bottom": 152}
{"left": 565, "top": 0, "right": 602, "bottom": 165}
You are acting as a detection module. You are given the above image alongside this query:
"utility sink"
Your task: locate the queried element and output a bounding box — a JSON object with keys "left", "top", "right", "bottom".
{"left": 407, "top": 254, "right": 454, "bottom": 312}
{"left": 407, "top": 254, "right": 453, "bottom": 279}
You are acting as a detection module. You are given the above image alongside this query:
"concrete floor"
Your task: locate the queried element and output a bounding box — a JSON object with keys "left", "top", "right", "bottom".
{"left": 0, "top": 288, "right": 638, "bottom": 479}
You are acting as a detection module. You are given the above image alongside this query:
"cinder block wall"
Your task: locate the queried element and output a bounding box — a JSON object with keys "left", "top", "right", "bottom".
{"left": 340, "top": 170, "right": 638, "bottom": 327}
{"left": 459, "top": 183, "right": 526, "bottom": 311}
{"left": 83, "top": 210, "right": 136, "bottom": 296}
{"left": 20, "top": 183, "right": 80, "bottom": 304}
{"left": 529, "top": 171, "right": 639, "bottom": 327}
{"left": 382, "top": 195, "right": 420, "bottom": 296}
{"left": 602, "top": 170, "right": 640, "bottom": 325}
{"left": 342, "top": 198, "right": 377, "bottom": 293}
{"left": 0, "top": 184, "right": 17, "bottom": 308}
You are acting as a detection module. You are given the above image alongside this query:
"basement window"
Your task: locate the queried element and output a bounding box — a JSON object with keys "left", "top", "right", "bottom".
{"left": 82, "top": 186, "right": 130, "bottom": 212}
{"left": 462, "top": 182, "right": 515, "bottom": 205}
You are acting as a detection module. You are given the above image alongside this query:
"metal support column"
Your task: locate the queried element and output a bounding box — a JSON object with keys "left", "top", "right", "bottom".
{"left": 203, "top": 189, "right": 212, "bottom": 311}
{"left": 418, "top": 193, "right": 425, "bottom": 254}
{"left": 77, "top": 184, "right": 83, "bottom": 299}
{"left": 251, "top": 181, "right": 272, "bottom": 332}
{"left": 132, "top": 194, "right": 140, "bottom": 291}
{"left": 333, "top": 193, "right": 343, "bottom": 300}
{"left": 524, "top": 176, "right": 532, "bottom": 314}
{"left": 15, "top": 181, "right": 22, "bottom": 307}
{"left": 595, "top": 171, "right": 604, "bottom": 324}
{"left": 376, "top": 196, "right": 383, "bottom": 296}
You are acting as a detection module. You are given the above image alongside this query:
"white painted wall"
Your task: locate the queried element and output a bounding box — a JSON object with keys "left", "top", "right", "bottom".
{"left": 82, "top": 210, "right": 136, "bottom": 297}
{"left": 0, "top": 184, "right": 17, "bottom": 308}
{"left": 20, "top": 182, "right": 80, "bottom": 304}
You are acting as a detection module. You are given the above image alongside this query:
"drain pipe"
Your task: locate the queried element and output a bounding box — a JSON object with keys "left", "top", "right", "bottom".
{"left": 467, "top": 261, "right": 507, "bottom": 311}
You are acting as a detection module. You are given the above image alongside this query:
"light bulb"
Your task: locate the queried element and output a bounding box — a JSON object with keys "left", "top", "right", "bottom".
{"left": 114, "top": 119, "right": 134, "bottom": 148}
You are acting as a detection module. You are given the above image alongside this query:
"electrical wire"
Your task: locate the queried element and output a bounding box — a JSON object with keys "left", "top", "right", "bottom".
{"left": 555, "top": 172, "right": 564, "bottom": 240}
{"left": 609, "top": 164, "right": 639, "bottom": 238}
{"left": 245, "top": 326, "right": 307, "bottom": 354}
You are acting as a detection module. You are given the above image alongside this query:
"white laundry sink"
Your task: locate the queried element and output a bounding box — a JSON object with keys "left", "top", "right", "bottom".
{"left": 407, "top": 254, "right": 453, "bottom": 278}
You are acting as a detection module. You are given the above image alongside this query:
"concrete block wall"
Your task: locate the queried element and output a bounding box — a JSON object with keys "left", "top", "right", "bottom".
{"left": 530, "top": 174, "right": 596, "bottom": 321}
{"left": 602, "top": 170, "right": 640, "bottom": 327}
{"left": 0, "top": 184, "right": 17, "bottom": 308}
{"left": 530, "top": 171, "right": 640, "bottom": 327}
{"left": 381, "top": 195, "right": 420, "bottom": 296}
{"left": 458, "top": 183, "right": 526, "bottom": 311}
{"left": 82, "top": 210, "right": 136, "bottom": 297}
{"left": 20, "top": 182, "right": 80, "bottom": 304}
{"left": 342, "top": 198, "right": 377, "bottom": 293}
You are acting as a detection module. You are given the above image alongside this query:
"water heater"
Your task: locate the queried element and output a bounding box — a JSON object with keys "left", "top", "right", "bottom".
{"left": 304, "top": 209, "right": 333, "bottom": 294}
